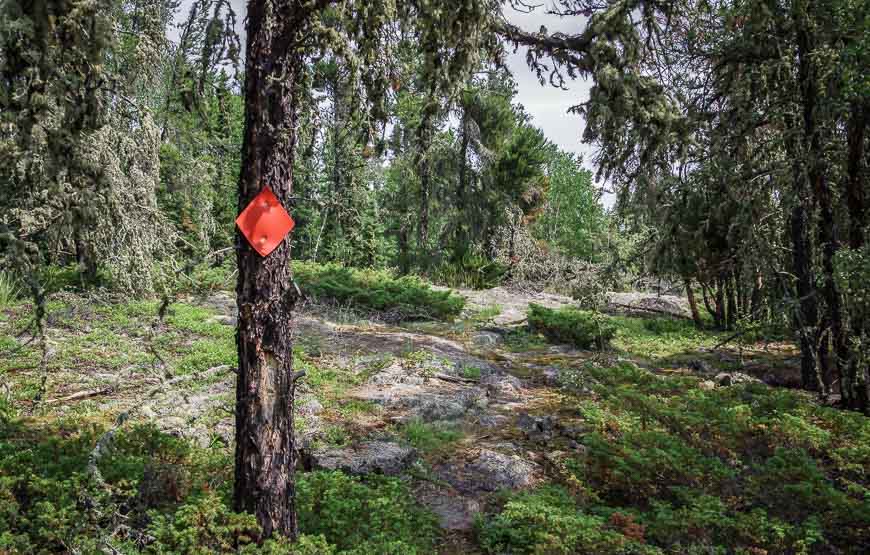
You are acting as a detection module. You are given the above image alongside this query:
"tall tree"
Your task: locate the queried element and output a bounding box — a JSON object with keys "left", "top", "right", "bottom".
{"left": 234, "top": 0, "right": 497, "bottom": 538}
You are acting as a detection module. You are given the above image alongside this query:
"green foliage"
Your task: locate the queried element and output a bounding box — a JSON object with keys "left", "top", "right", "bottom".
{"left": 296, "top": 471, "right": 438, "bottom": 554}
{"left": 527, "top": 303, "right": 616, "bottom": 349}
{"left": 533, "top": 150, "right": 607, "bottom": 261}
{"left": 610, "top": 316, "right": 723, "bottom": 360}
{"left": 477, "top": 485, "right": 658, "bottom": 554}
{"left": 554, "top": 362, "right": 870, "bottom": 553}
{"left": 401, "top": 417, "right": 463, "bottom": 454}
{"left": 434, "top": 253, "right": 509, "bottom": 290}
{"left": 0, "top": 272, "right": 19, "bottom": 309}
{"left": 294, "top": 261, "right": 465, "bottom": 321}
{"left": 0, "top": 419, "right": 439, "bottom": 554}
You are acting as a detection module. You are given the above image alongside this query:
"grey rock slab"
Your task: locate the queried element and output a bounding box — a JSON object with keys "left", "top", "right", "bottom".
{"left": 311, "top": 441, "right": 417, "bottom": 476}
{"left": 415, "top": 483, "right": 481, "bottom": 531}
{"left": 437, "top": 448, "right": 540, "bottom": 494}
{"left": 297, "top": 397, "right": 324, "bottom": 416}
{"left": 472, "top": 331, "right": 502, "bottom": 347}
{"left": 715, "top": 372, "right": 762, "bottom": 387}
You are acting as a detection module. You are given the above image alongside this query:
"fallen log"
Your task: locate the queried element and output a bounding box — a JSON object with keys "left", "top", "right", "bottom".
{"left": 46, "top": 386, "right": 114, "bottom": 405}
{"left": 608, "top": 302, "right": 691, "bottom": 320}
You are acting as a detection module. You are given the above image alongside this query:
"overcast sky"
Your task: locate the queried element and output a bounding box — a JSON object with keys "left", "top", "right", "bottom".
{"left": 176, "top": 1, "right": 601, "bottom": 198}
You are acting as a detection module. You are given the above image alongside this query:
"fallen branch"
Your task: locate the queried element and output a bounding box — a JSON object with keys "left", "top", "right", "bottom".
{"left": 712, "top": 329, "right": 749, "bottom": 350}
{"left": 608, "top": 302, "right": 691, "bottom": 320}
{"left": 46, "top": 387, "right": 114, "bottom": 405}
{"left": 145, "top": 364, "right": 232, "bottom": 398}
{"left": 430, "top": 372, "right": 479, "bottom": 384}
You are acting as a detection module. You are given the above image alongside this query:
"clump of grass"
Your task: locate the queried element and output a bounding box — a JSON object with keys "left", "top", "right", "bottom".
{"left": 527, "top": 303, "right": 616, "bottom": 349}
{"left": 461, "top": 365, "right": 483, "bottom": 380}
{"left": 0, "top": 272, "right": 20, "bottom": 309}
{"left": 610, "top": 315, "right": 723, "bottom": 360}
{"left": 293, "top": 261, "right": 465, "bottom": 321}
{"left": 401, "top": 417, "right": 463, "bottom": 454}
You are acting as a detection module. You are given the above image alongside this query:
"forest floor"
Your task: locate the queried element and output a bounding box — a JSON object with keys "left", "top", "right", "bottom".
{"left": 4, "top": 283, "right": 848, "bottom": 554}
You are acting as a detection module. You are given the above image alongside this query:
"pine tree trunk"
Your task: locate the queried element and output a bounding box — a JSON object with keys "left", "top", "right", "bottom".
{"left": 453, "top": 104, "right": 470, "bottom": 263}
{"left": 797, "top": 12, "right": 844, "bottom": 395}
{"left": 233, "top": 1, "right": 303, "bottom": 540}
{"left": 844, "top": 100, "right": 869, "bottom": 412}
{"left": 685, "top": 278, "right": 703, "bottom": 328}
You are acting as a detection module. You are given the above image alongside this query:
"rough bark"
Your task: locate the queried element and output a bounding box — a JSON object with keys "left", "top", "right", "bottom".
{"left": 791, "top": 198, "right": 820, "bottom": 391}
{"left": 233, "top": 0, "right": 305, "bottom": 540}
{"left": 797, "top": 9, "right": 843, "bottom": 393}
{"left": 684, "top": 278, "right": 703, "bottom": 328}
{"left": 844, "top": 101, "right": 869, "bottom": 412}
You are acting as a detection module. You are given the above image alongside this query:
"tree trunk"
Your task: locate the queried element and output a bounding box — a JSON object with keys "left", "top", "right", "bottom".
{"left": 797, "top": 10, "right": 843, "bottom": 394}
{"left": 714, "top": 276, "right": 726, "bottom": 330}
{"left": 749, "top": 271, "right": 763, "bottom": 320}
{"left": 453, "top": 102, "right": 470, "bottom": 263}
{"left": 844, "top": 100, "right": 869, "bottom": 412}
{"left": 685, "top": 278, "right": 703, "bottom": 328}
{"left": 725, "top": 273, "right": 737, "bottom": 331}
{"left": 233, "top": 1, "right": 303, "bottom": 540}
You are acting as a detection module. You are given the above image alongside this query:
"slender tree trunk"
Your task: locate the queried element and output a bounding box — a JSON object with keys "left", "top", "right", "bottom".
{"left": 749, "top": 271, "right": 763, "bottom": 320}
{"left": 685, "top": 277, "right": 702, "bottom": 328}
{"left": 797, "top": 9, "right": 843, "bottom": 394}
{"left": 714, "top": 276, "right": 726, "bottom": 330}
{"left": 233, "top": 1, "right": 304, "bottom": 539}
{"left": 453, "top": 103, "right": 470, "bottom": 263}
{"left": 844, "top": 101, "right": 869, "bottom": 412}
{"left": 417, "top": 134, "right": 431, "bottom": 266}
{"left": 725, "top": 272, "right": 737, "bottom": 331}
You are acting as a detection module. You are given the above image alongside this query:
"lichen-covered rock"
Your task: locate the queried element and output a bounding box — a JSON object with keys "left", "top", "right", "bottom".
{"left": 415, "top": 483, "right": 481, "bottom": 531}
{"left": 481, "top": 372, "right": 522, "bottom": 399}
{"left": 715, "top": 372, "right": 762, "bottom": 387}
{"left": 310, "top": 441, "right": 417, "bottom": 476}
{"left": 472, "top": 331, "right": 502, "bottom": 346}
{"left": 438, "top": 448, "right": 540, "bottom": 494}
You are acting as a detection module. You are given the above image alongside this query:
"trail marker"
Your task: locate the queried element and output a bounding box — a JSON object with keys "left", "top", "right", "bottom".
{"left": 236, "top": 186, "right": 295, "bottom": 257}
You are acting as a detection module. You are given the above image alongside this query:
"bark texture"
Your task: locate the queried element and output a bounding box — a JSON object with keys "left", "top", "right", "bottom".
{"left": 233, "top": 0, "right": 305, "bottom": 540}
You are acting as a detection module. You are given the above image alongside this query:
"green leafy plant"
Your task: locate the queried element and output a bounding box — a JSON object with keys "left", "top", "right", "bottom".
{"left": 527, "top": 303, "right": 616, "bottom": 349}
{"left": 477, "top": 485, "right": 658, "bottom": 554}
{"left": 0, "top": 272, "right": 19, "bottom": 309}
{"left": 296, "top": 471, "right": 438, "bottom": 554}
{"left": 294, "top": 261, "right": 465, "bottom": 321}
{"left": 401, "top": 417, "right": 463, "bottom": 454}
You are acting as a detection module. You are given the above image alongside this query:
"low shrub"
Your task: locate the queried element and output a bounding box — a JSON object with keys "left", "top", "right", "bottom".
{"left": 0, "top": 417, "right": 440, "bottom": 554}
{"left": 527, "top": 303, "right": 616, "bottom": 349}
{"left": 296, "top": 471, "right": 438, "bottom": 554}
{"left": 294, "top": 261, "right": 465, "bottom": 321}
{"left": 556, "top": 362, "right": 870, "bottom": 553}
{"left": 476, "top": 485, "right": 659, "bottom": 554}
{"left": 401, "top": 417, "right": 463, "bottom": 454}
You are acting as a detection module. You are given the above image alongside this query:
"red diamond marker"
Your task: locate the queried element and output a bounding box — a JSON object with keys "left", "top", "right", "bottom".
{"left": 236, "top": 186, "right": 295, "bottom": 257}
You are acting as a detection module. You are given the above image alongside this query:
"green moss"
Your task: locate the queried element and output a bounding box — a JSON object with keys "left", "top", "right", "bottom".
{"left": 610, "top": 315, "right": 723, "bottom": 360}
{"left": 401, "top": 417, "right": 463, "bottom": 454}
{"left": 527, "top": 303, "right": 616, "bottom": 349}
{"left": 176, "top": 337, "right": 237, "bottom": 375}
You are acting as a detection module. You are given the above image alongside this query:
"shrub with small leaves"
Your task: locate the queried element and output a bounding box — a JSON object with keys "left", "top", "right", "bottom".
{"left": 527, "top": 303, "right": 616, "bottom": 349}
{"left": 294, "top": 261, "right": 465, "bottom": 321}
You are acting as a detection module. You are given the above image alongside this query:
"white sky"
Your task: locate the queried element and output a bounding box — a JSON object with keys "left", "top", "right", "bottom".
{"left": 175, "top": 1, "right": 605, "bottom": 202}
